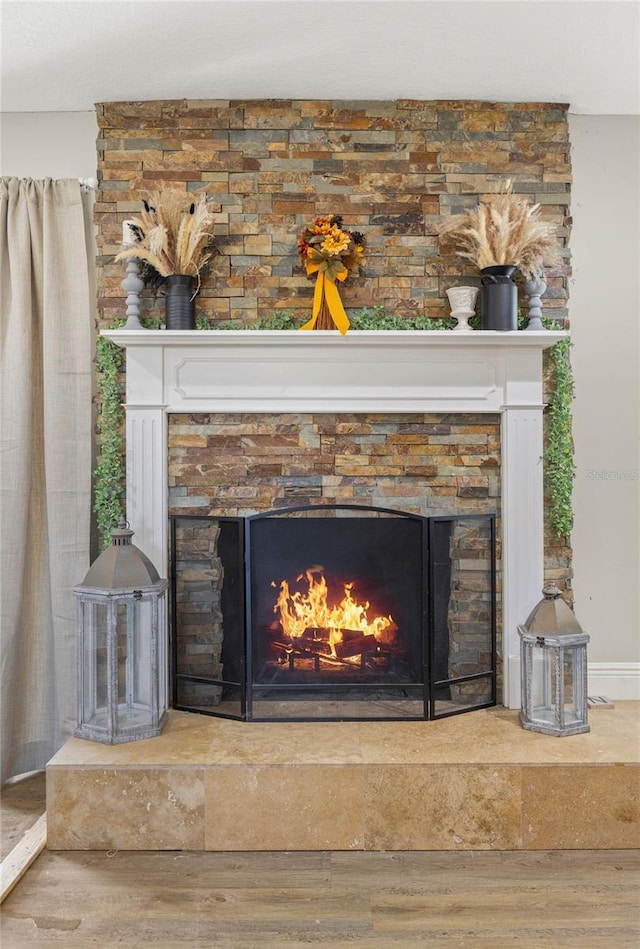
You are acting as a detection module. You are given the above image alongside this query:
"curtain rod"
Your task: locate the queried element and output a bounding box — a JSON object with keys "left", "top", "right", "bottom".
{"left": 78, "top": 177, "right": 98, "bottom": 190}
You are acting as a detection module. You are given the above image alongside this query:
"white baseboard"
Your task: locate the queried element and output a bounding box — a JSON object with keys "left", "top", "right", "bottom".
{"left": 587, "top": 662, "right": 640, "bottom": 701}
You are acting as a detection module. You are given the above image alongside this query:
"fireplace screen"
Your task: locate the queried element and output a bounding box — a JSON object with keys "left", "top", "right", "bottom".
{"left": 170, "top": 505, "right": 496, "bottom": 722}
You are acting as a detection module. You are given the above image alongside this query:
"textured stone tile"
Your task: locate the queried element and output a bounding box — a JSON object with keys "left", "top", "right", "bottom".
{"left": 205, "top": 765, "right": 365, "bottom": 850}
{"left": 167, "top": 409, "right": 503, "bottom": 535}
{"left": 47, "top": 767, "right": 205, "bottom": 851}
{"left": 363, "top": 764, "right": 522, "bottom": 851}
{"left": 46, "top": 707, "right": 639, "bottom": 851}
{"left": 522, "top": 764, "right": 640, "bottom": 849}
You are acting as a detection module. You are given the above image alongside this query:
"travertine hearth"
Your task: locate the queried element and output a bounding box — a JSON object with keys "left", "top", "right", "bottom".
{"left": 46, "top": 703, "right": 640, "bottom": 852}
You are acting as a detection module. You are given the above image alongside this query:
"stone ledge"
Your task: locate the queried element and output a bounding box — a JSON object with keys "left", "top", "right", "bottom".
{"left": 46, "top": 705, "right": 639, "bottom": 852}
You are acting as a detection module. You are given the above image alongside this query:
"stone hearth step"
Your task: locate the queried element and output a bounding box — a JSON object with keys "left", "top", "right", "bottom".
{"left": 46, "top": 705, "right": 639, "bottom": 852}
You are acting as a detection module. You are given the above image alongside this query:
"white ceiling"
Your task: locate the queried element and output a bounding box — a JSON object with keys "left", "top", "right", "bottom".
{"left": 1, "top": 0, "right": 639, "bottom": 115}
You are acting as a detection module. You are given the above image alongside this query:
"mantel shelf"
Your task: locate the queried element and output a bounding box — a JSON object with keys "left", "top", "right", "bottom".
{"left": 103, "top": 329, "right": 567, "bottom": 350}
{"left": 105, "top": 327, "right": 565, "bottom": 417}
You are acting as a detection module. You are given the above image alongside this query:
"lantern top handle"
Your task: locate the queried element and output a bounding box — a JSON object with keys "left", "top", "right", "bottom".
{"left": 111, "top": 518, "right": 134, "bottom": 546}
{"left": 541, "top": 582, "right": 562, "bottom": 600}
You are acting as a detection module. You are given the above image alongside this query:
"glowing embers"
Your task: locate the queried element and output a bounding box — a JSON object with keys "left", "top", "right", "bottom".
{"left": 269, "top": 566, "right": 399, "bottom": 670}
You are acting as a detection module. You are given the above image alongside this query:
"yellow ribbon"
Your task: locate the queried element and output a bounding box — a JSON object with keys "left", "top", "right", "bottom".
{"left": 299, "top": 261, "right": 350, "bottom": 335}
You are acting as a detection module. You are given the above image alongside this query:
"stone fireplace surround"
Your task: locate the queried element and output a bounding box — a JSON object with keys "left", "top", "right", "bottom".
{"left": 105, "top": 327, "right": 566, "bottom": 710}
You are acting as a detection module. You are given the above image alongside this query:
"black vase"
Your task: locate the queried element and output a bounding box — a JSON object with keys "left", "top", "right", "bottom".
{"left": 165, "top": 275, "right": 196, "bottom": 330}
{"left": 480, "top": 265, "right": 517, "bottom": 331}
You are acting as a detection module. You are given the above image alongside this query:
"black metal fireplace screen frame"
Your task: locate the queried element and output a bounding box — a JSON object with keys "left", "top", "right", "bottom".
{"left": 170, "top": 504, "right": 497, "bottom": 723}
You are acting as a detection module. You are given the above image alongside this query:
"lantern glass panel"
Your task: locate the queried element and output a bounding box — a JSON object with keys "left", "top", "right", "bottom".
{"left": 157, "top": 597, "right": 168, "bottom": 716}
{"left": 563, "top": 647, "right": 582, "bottom": 724}
{"left": 531, "top": 644, "right": 555, "bottom": 722}
{"left": 133, "top": 598, "right": 152, "bottom": 708}
{"left": 117, "top": 603, "right": 128, "bottom": 705}
{"left": 82, "top": 601, "right": 109, "bottom": 728}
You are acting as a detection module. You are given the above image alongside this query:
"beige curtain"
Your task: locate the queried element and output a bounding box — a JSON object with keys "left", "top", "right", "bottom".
{"left": 0, "top": 178, "right": 92, "bottom": 784}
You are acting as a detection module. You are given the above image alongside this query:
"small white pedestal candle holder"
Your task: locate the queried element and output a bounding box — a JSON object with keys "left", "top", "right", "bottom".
{"left": 446, "top": 286, "right": 479, "bottom": 332}
{"left": 121, "top": 220, "right": 145, "bottom": 331}
{"left": 122, "top": 260, "right": 145, "bottom": 330}
{"left": 524, "top": 278, "right": 547, "bottom": 331}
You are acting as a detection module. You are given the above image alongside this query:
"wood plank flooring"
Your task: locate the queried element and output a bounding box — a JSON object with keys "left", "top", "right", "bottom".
{"left": 2, "top": 768, "right": 639, "bottom": 946}
{"left": 2, "top": 848, "right": 639, "bottom": 947}
{"left": 0, "top": 771, "right": 46, "bottom": 860}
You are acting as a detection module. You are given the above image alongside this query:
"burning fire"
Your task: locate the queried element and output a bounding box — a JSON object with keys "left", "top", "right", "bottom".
{"left": 272, "top": 566, "right": 397, "bottom": 659}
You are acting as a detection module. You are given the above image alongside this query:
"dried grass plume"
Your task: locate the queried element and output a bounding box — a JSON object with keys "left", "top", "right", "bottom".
{"left": 116, "top": 190, "right": 216, "bottom": 280}
{"left": 438, "top": 182, "right": 562, "bottom": 279}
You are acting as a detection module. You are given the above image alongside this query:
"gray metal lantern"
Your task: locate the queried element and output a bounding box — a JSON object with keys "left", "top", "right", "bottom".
{"left": 518, "top": 583, "right": 590, "bottom": 737}
{"left": 74, "top": 520, "right": 168, "bottom": 743}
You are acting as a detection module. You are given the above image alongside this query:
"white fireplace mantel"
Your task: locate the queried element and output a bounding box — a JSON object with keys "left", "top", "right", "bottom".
{"left": 104, "top": 328, "right": 567, "bottom": 708}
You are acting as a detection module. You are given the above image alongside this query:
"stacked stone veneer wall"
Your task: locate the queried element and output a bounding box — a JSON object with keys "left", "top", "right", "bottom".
{"left": 168, "top": 412, "right": 501, "bottom": 517}
{"left": 96, "top": 98, "right": 570, "bottom": 325}
{"left": 173, "top": 519, "right": 224, "bottom": 709}
{"left": 447, "top": 519, "right": 495, "bottom": 705}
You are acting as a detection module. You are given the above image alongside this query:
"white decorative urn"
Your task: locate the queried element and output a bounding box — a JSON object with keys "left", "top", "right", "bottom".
{"left": 446, "top": 286, "right": 479, "bottom": 332}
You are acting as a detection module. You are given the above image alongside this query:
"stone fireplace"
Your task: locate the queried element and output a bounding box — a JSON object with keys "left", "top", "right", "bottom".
{"left": 104, "top": 326, "right": 565, "bottom": 709}
{"left": 95, "top": 97, "right": 572, "bottom": 710}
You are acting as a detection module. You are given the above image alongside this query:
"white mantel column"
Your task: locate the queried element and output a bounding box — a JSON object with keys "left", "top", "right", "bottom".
{"left": 123, "top": 344, "right": 168, "bottom": 576}
{"left": 501, "top": 349, "right": 547, "bottom": 708}
{"left": 501, "top": 409, "right": 545, "bottom": 707}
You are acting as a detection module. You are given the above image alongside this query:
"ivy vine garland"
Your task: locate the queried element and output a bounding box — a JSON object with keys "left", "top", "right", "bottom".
{"left": 94, "top": 326, "right": 125, "bottom": 546}
{"left": 94, "top": 318, "right": 161, "bottom": 547}
{"left": 93, "top": 311, "right": 574, "bottom": 544}
{"left": 545, "top": 332, "right": 575, "bottom": 539}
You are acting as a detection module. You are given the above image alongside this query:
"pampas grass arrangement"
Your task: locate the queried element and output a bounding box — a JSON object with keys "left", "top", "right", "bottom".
{"left": 438, "top": 182, "right": 562, "bottom": 279}
{"left": 116, "top": 191, "right": 216, "bottom": 283}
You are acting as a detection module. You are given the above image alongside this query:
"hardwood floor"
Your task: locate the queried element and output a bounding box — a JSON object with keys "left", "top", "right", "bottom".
{"left": 2, "top": 848, "right": 639, "bottom": 947}
{"left": 1, "top": 771, "right": 46, "bottom": 860}
{"left": 2, "top": 772, "right": 639, "bottom": 946}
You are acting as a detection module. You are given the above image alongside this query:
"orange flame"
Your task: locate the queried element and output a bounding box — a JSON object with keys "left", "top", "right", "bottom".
{"left": 273, "top": 566, "right": 395, "bottom": 656}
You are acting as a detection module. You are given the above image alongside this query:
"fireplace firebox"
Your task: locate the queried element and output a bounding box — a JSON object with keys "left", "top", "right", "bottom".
{"left": 170, "top": 504, "right": 496, "bottom": 721}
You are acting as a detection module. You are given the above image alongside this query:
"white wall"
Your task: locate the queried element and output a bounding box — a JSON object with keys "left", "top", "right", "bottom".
{"left": 2, "top": 109, "right": 638, "bottom": 696}
{"left": 569, "top": 114, "right": 640, "bottom": 696}
{"left": 0, "top": 111, "right": 97, "bottom": 178}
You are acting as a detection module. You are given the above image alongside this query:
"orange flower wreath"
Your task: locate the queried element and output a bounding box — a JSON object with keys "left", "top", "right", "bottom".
{"left": 298, "top": 215, "right": 365, "bottom": 334}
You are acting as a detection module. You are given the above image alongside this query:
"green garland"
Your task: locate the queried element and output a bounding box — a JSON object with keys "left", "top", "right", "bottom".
{"left": 93, "top": 323, "right": 125, "bottom": 546}
{"left": 93, "top": 309, "right": 575, "bottom": 544}
{"left": 215, "top": 306, "right": 457, "bottom": 331}
{"left": 544, "top": 331, "right": 575, "bottom": 539}
{"left": 93, "top": 318, "right": 161, "bottom": 547}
